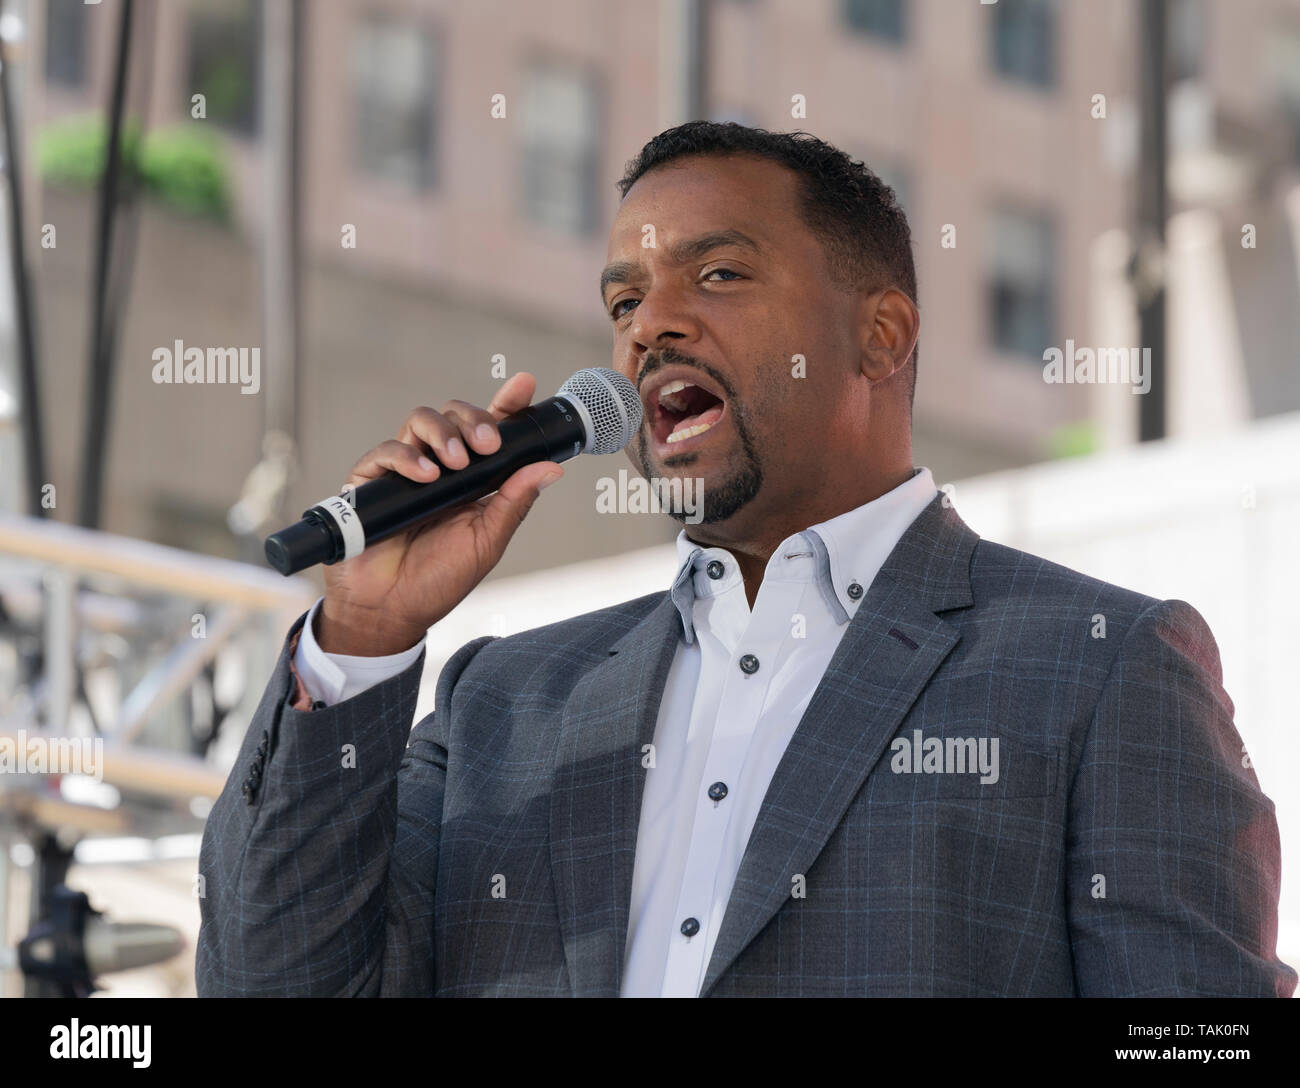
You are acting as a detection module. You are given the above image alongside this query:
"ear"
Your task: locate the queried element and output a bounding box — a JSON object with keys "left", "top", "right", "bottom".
{"left": 859, "top": 288, "right": 919, "bottom": 383}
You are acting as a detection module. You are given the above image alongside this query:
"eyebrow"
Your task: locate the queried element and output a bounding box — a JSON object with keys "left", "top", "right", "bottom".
{"left": 599, "top": 229, "right": 763, "bottom": 303}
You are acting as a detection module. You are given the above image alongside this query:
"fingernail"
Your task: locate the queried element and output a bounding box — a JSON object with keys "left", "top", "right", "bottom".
{"left": 417, "top": 456, "right": 436, "bottom": 472}
{"left": 539, "top": 471, "right": 562, "bottom": 490}
{"left": 446, "top": 438, "right": 466, "bottom": 462}
{"left": 475, "top": 423, "right": 495, "bottom": 443}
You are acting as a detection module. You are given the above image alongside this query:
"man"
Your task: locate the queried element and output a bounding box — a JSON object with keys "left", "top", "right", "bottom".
{"left": 197, "top": 122, "right": 1293, "bottom": 997}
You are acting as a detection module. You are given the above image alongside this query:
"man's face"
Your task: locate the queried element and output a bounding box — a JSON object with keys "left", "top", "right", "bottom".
{"left": 601, "top": 154, "right": 864, "bottom": 532}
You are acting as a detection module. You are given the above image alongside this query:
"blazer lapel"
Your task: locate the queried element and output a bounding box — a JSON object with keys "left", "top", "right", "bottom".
{"left": 549, "top": 593, "right": 681, "bottom": 997}
{"left": 698, "top": 494, "right": 979, "bottom": 997}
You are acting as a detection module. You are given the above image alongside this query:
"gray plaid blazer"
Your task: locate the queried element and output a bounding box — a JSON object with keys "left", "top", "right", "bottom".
{"left": 196, "top": 493, "right": 1295, "bottom": 997}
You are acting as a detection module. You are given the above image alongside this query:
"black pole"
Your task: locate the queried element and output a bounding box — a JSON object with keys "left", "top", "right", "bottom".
{"left": 291, "top": 0, "right": 304, "bottom": 441}
{"left": 21, "top": 833, "right": 75, "bottom": 998}
{"left": 98, "top": 0, "right": 155, "bottom": 414}
{"left": 1136, "top": 0, "right": 1168, "bottom": 442}
{"left": 77, "top": 0, "right": 135, "bottom": 528}
{"left": 0, "top": 5, "right": 49, "bottom": 517}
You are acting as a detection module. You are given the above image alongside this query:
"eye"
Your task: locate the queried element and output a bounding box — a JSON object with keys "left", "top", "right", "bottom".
{"left": 609, "top": 297, "right": 639, "bottom": 321}
{"left": 609, "top": 268, "right": 744, "bottom": 322}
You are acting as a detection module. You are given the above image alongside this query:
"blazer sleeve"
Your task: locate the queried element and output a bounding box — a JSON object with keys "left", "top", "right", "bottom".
{"left": 196, "top": 608, "right": 494, "bottom": 996}
{"left": 1065, "top": 597, "right": 1296, "bottom": 996}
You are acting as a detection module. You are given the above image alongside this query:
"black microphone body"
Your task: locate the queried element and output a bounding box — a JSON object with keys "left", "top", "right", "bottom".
{"left": 265, "top": 395, "right": 586, "bottom": 576}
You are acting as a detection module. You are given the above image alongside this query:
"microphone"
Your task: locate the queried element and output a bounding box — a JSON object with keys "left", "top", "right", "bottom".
{"left": 11, "top": 885, "right": 185, "bottom": 994}
{"left": 84, "top": 919, "right": 185, "bottom": 975}
{"left": 264, "top": 367, "right": 642, "bottom": 576}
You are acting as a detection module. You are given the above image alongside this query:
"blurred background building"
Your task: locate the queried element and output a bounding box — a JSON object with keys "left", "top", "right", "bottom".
{"left": 11, "top": 0, "right": 1299, "bottom": 562}
{"left": 0, "top": 0, "right": 1297, "bottom": 996}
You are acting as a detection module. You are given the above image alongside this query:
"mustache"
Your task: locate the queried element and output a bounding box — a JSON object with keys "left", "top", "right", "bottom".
{"left": 637, "top": 347, "right": 738, "bottom": 403}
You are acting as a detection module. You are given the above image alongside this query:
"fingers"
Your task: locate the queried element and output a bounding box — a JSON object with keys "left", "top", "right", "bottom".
{"left": 404, "top": 372, "right": 538, "bottom": 464}
{"left": 344, "top": 438, "right": 440, "bottom": 490}
{"left": 442, "top": 371, "right": 535, "bottom": 455}
{"left": 439, "top": 399, "right": 503, "bottom": 457}
{"left": 399, "top": 405, "right": 474, "bottom": 468}
{"left": 486, "top": 371, "right": 536, "bottom": 420}
{"left": 346, "top": 374, "right": 540, "bottom": 491}
{"left": 476, "top": 461, "right": 563, "bottom": 544}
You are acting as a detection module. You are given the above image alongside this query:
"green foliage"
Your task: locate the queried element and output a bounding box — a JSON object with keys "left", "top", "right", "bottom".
{"left": 36, "top": 115, "right": 138, "bottom": 186}
{"left": 1047, "top": 420, "right": 1101, "bottom": 460}
{"left": 36, "top": 116, "right": 230, "bottom": 221}
{"left": 138, "top": 128, "right": 230, "bottom": 218}
{"left": 199, "top": 60, "right": 251, "bottom": 124}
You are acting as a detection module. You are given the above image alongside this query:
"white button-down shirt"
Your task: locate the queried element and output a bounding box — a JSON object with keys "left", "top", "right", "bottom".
{"left": 294, "top": 467, "right": 939, "bottom": 997}
{"left": 621, "top": 466, "right": 938, "bottom": 996}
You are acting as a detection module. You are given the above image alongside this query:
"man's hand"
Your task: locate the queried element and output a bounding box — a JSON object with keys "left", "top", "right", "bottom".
{"left": 316, "top": 372, "right": 563, "bottom": 655}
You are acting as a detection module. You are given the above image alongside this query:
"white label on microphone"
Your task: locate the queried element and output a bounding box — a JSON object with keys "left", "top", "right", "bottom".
{"left": 314, "top": 492, "right": 366, "bottom": 560}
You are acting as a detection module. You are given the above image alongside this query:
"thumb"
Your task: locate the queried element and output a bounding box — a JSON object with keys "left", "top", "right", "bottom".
{"left": 477, "top": 461, "right": 564, "bottom": 543}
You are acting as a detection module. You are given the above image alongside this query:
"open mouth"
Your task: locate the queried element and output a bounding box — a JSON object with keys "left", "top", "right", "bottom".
{"left": 650, "top": 378, "right": 727, "bottom": 447}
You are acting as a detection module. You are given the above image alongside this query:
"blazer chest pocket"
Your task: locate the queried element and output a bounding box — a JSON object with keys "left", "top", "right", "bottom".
{"left": 865, "top": 731, "right": 1060, "bottom": 803}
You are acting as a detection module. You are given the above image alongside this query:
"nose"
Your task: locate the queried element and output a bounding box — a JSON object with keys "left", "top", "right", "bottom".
{"left": 626, "top": 282, "right": 703, "bottom": 373}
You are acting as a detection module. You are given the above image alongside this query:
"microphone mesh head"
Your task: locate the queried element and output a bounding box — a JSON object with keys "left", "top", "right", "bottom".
{"left": 556, "top": 368, "right": 643, "bottom": 454}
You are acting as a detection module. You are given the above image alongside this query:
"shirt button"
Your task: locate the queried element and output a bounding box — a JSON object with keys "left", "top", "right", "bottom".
{"left": 847, "top": 581, "right": 864, "bottom": 600}
{"left": 705, "top": 560, "right": 725, "bottom": 579}
{"left": 707, "top": 781, "right": 728, "bottom": 802}
{"left": 739, "top": 653, "right": 759, "bottom": 674}
{"left": 680, "top": 917, "right": 701, "bottom": 938}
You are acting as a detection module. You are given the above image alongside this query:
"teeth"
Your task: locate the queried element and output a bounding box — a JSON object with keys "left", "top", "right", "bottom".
{"left": 657, "top": 378, "right": 696, "bottom": 413}
{"left": 665, "top": 419, "right": 716, "bottom": 444}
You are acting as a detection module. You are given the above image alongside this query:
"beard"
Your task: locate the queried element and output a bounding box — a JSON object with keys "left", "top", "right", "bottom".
{"left": 631, "top": 348, "right": 765, "bottom": 525}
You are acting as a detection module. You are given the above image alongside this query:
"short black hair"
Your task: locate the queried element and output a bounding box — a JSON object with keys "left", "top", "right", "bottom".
{"left": 616, "top": 121, "right": 917, "bottom": 410}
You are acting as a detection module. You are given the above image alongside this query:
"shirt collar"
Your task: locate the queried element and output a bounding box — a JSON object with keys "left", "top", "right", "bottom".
{"left": 669, "top": 467, "right": 938, "bottom": 644}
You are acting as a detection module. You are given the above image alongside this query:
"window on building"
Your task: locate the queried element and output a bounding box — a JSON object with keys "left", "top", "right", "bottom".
{"left": 991, "top": 0, "right": 1057, "bottom": 89}
{"left": 353, "top": 18, "right": 437, "bottom": 190}
{"left": 988, "top": 206, "right": 1056, "bottom": 358}
{"left": 842, "top": 0, "right": 906, "bottom": 44}
{"left": 185, "top": 0, "right": 261, "bottom": 137}
{"left": 1169, "top": 0, "right": 1205, "bottom": 83}
{"left": 1269, "top": 31, "right": 1300, "bottom": 162}
{"left": 519, "top": 62, "right": 601, "bottom": 237}
{"left": 45, "top": 0, "right": 88, "bottom": 87}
